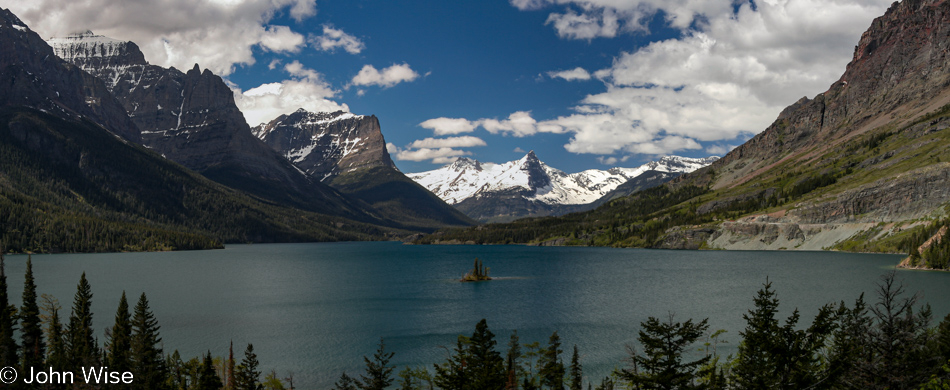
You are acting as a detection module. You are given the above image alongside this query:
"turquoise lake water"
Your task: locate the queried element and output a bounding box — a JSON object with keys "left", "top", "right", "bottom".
{"left": 3, "top": 242, "right": 945, "bottom": 388}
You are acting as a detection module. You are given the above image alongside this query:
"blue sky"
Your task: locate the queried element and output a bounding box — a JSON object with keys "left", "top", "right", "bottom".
{"left": 6, "top": 0, "right": 893, "bottom": 173}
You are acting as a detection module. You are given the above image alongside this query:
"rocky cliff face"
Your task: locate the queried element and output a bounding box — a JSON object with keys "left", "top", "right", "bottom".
{"left": 653, "top": 0, "right": 950, "bottom": 251}
{"left": 709, "top": 0, "right": 950, "bottom": 189}
{"left": 252, "top": 109, "right": 395, "bottom": 180}
{"left": 251, "top": 108, "right": 474, "bottom": 230}
{"left": 46, "top": 32, "right": 364, "bottom": 216}
{"left": 0, "top": 11, "right": 140, "bottom": 143}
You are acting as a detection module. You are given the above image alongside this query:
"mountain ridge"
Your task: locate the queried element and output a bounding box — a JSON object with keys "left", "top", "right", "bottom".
{"left": 408, "top": 152, "right": 717, "bottom": 222}
{"left": 253, "top": 107, "right": 475, "bottom": 231}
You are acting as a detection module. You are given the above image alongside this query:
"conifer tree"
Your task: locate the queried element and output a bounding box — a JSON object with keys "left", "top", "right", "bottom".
{"left": 227, "top": 341, "right": 237, "bottom": 390}
{"left": 0, "top": 254, "right": 18, "bottom": 368}
{"left": 539, "top": 331, "right": 565, "bottom": 390}
{"left": 107, "top": 291, "right": 132, "bottom": 373}
{"left": 332, "top": 372, "right": 359, "bottom": 390}
{"left": 236, "top": 343, "right": 262, "bottom": 390}
{"left": 20, "top": 255, "right": 44, "bottom": 371}
{"left": 198, "top": 351, "right": 223, "bottom": 390}
{"left": 360, "top": 338, "right": 395, "bottom": 390}
{"left": 507, "top": 330, "right": 523, "bottom": 390}
{"left": 569, "top": 346, "right": 582, "bottom": 390}
{"left": 433, "top": 336, "right": 470, "bottom": 389}
{"left": 67, "top": 272, "right": 97, "bottom": 368}
{"left": 731, "top": 280, "right": 837, "bottom": 389}
{"left": 617, "top": 314, "right": 709, "bottom": 389}
{"left": 131, "top": 293, "right": 165, "bottom": 390}
{"left": 468, "top": 319, "right": 506, "bottom": 389}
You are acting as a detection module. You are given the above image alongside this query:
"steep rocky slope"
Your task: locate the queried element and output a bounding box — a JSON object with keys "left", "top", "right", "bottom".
{"left": 252, "top": 109, "right": 395, "bottom": 180}
{"left": 254, "top": 109, "right": 474, "bottom": 231}
{"left": 0, "top": 13, "right": 139, "bottom": 143}
{"left": 46, "top": 32, "right": 370, "bottom": 219}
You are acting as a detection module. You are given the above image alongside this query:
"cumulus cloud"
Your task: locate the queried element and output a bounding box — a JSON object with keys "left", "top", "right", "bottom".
{"left": 548, "top": 67, "right": 592, "bottom": 81}
{"left": 232, "top": 61, "right": 347, "bottom": 126}
{"left": 351, "top": 63, "right": 420, "bottom": 88}
{"left": 395, "top": 147, "right": 471, "bottom": 163}
{"left": 409, "top": 136, "right": 487, "bottom": 149}
{"left": 420, "top": 112, "right": 566, "bottom": 139}
{"left": 419, "top": 117, "right": 479, "bottom": 136}
{"left": 503, "top": 0, "right": 892, "bottom": 156}
{"left": 546, "top": 8, "right": 620, "bottom": 39}
{"left": 705, "top": 144, "right": 728, "bottom": 155}
{"left": 6, "top": 0, "right": 316, "bottom": 76}
{"left": 311, "top": 25, "right": 365, "bottom": 54}
{"left": 597, "top": 155, "right": 630, "bottom": 165}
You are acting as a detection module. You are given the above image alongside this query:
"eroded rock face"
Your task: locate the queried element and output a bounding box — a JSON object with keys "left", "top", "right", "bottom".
{"left": 707, "top": 0, "right": 950, "bottom": 188}
{"left": 252, "top": 109, "right": 395, "bottom": 181}
{"left": 791, "top": 163, "right": 950, "bottom": 224}
{"left": 0, "top": 13, "right": 140, "bottom": 143}
{"left": 47, "top": 32, "right": 343, "bottom": 209}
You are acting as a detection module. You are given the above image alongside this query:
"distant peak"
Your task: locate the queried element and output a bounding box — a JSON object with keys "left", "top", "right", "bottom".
{"left": 72, "top": 30, "right": 96, "bottom": 38}
{"left": 451, "top": 157, "right": 481, "bottom": 170}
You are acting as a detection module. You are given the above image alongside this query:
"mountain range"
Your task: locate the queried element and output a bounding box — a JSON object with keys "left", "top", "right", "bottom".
{"left": 415, "top": 0, "right": 950, "bottom": 270}
{"left": 0, "top": 9, "right": 479, "bottom": 253}
{"left": 408, "top": 152, "right": 717, "bottom": 222}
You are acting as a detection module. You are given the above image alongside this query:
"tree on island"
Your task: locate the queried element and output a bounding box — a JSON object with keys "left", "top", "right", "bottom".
{"left": 462, "top": 258, "right": 492, "bottom": 282}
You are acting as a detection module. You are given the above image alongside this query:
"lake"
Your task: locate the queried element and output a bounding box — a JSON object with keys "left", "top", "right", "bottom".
{"left": 3, "top": 242, "right": 945, "bottom": 388}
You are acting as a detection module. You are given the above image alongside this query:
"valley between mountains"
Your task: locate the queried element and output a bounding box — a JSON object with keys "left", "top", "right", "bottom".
{"left": 2, "top": 0, "right": 950, "bottom": 270}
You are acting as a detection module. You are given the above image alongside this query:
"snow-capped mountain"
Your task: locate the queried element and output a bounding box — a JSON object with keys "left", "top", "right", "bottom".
{"left": 252, "top": 109, "right": 395, "bottom": 181}
{"left": 409, "top": 152, "right": 717, "bottom": 205}
{"left": 407, "top": 152, "right": 718, "bottom": 222}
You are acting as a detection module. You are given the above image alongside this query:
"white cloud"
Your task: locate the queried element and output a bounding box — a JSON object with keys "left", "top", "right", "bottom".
{"left": 513, "top": 147, "right": 526, "bottom": 153}
{"left": 546, "top": 8, "right": 620, "bottom": 39}
{"left": 395, "top": 147, "right": 471, "bottom": 162}
{"left": 409, "top": 136, "right": 487, "bottom": 149}
{"left": 480, "top": 111, "right": 566, "bottom": 137}
{"left": 267, "top": 59, "right": 282, "bottom": 70}
{"left": 351, "top": 63, "right": 420, "bottom": 88}
{"left": 420, "top": 112, "right": 567, "bottom": 139}
{"left": 232, "top": 61, "right": 347, "bottom": 126}
{"left": 311, "top": 25, "right": 365, "bottom": 54}
{"left": 5, "top": 0, "right": 316, "bottom": 76}
{"left": 502, "top": 0, "right": 892, "bottom": 156}
{"left": 705, "top": 144, "right": 727, "bottom": 155}
{"left": 548, "top": 67, "right": 592, "bottom": 81}
{"left": 419, "top": 117, "right": 478, "bottom": 136}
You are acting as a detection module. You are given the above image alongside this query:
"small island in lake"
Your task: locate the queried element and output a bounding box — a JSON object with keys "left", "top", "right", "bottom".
{"left": 461, "top": 258, "right": 491, "bottom": 282}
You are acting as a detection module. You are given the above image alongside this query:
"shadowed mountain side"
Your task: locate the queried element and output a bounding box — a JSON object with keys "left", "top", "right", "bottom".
{"left": 329, "top": 166, "right": 475, "bottom": 232}
{"left": 0, "top": 107, "right": 401, "bottom": 253}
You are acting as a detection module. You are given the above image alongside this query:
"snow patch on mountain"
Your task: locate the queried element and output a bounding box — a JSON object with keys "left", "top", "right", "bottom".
{"left": 408, "top": 152, "right": 718, "bottom": 206}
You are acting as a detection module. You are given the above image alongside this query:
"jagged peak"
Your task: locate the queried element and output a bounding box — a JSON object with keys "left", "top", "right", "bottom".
{"left": 451, "top": 157, "right": 482, "bottom": 170}
{"left": 0, "top": 8, "right": 28, "bottom": 28}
